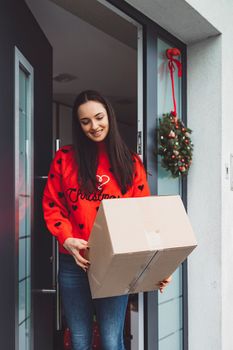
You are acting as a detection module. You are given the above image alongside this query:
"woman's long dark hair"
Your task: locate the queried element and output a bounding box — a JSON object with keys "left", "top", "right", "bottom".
{"left": 72, "top": 90, "right": 135, "bottom": 194}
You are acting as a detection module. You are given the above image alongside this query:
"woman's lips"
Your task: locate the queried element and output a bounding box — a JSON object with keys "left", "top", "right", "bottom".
{"left": 91, "top": 129, "right": 103, "bottom": 137}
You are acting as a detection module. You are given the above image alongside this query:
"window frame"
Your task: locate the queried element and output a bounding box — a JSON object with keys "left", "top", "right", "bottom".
{"left": 14, "top": 46, "right": 34, "bottom": 350}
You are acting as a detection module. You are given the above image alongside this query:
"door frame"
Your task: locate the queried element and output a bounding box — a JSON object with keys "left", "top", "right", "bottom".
{"left": 105, "top": 1, "right": 188, "bottom": 349}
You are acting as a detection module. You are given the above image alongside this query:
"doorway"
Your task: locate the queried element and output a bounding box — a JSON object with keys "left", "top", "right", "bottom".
{"left": 25, "top": 0, "right": 144, "bottom": 349}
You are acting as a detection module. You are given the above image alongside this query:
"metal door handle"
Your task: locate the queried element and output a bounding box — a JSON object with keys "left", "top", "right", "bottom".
{"left": 54, "top": 238, "right": 62, "bottom": 330}
{"left": 54, "top": 138, "right": 62, "bottom": 330}
{"left": 32, "top": 289, "right": 56, "bottom": 294}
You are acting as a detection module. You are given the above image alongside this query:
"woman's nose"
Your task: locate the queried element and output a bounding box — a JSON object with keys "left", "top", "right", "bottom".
{"left": 91, "top": 120, "right": 98, "bottom": 130}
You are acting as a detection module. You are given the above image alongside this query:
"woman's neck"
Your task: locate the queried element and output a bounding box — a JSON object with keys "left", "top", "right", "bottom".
{"left": 97, "top": 141, "right": 106, "bottom": 152}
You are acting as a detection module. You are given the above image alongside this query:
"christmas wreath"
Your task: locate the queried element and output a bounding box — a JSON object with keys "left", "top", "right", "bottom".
{"left": 158, "top": 112, "right": 193, "bottom": 177}
{"left": 157, "top": 48, "right": 193, "bottom": 177}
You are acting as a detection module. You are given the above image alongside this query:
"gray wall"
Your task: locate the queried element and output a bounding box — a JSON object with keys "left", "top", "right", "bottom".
{"left": 0, "top": 1, "right": 52, "bottom": 348}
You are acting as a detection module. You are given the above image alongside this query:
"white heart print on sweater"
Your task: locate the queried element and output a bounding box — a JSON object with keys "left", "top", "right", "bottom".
{"left": 96, "top": 174, "right": 110, "bottom": 191}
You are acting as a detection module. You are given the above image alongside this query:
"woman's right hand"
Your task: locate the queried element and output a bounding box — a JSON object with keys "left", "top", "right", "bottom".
{"left": 63, "top": 237, "right": 90, "bottom": 272}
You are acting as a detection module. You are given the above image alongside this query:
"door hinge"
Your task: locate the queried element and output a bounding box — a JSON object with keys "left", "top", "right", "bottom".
{"left": 137, "top": 131, "right": 142, "bottom": 155}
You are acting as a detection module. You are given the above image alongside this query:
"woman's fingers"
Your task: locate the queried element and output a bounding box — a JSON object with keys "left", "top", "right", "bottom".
{"left": 72, "top": 238, "right": 89, "bottom": 250}
{"left": 63, "top": 237, "right": 89, "bottom": 251}
{"left": 158, "top": 275, "right": 172, "bottom": 293}
{"left": 73, "top": 256, "right": 89, "bottom": 271}
{"left": 73, "top": 250, "right": 90, "bottom": 265}
{"left": 164, "top": 275, "right": 172, "bottom": 283}
{"left": 71, "top": 250, "right": 90, "bottom": 271}
{"left": 63, "top": 238, "right": 90, "bottom": 272}
{"left": 77, "top": 239, "right": 89, "bottom": 248}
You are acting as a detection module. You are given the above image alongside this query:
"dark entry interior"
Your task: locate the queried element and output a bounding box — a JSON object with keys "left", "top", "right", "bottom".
{"left": 25, "top": 0, "right": 141, "bottom": 349}
{"left": 26, "top": 0, "right": 138, "bottom": 150}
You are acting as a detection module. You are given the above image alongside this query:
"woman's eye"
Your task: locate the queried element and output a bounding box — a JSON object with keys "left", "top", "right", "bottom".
{"left": 80, "top": 120, "right": 90, "bottom": 125}
{"left": 96, "top": 116, "right": 103, "bottom": 120}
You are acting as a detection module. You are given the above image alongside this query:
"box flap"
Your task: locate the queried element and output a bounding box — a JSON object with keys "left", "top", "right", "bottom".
{"left": 101, "top": 195, "right": 197, "bottom": 253}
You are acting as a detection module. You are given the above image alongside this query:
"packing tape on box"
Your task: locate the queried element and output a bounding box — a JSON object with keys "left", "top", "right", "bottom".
{"left": 93, "top": 222, "right": 103, "bottom": 230}
{"left": 144, "top": 229, "right": 162, "bottom": 250}
{"left": 89, "top": 273, "right": 101, "bottom": 286}
{"left": 125, "top": 250, "right": 163, "bottom": 294}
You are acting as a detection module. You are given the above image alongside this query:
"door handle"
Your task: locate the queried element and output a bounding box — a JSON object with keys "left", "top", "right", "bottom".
{"left": 54, "top": 138, "right": 62, "bottom": 330}
{"left": 32, "top": 289, "right": 56, "bottom": 294}
{"left": 53, "top": 237, "right": 62, "bottom": 330}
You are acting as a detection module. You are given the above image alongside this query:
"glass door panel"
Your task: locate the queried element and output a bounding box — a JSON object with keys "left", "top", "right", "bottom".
{"left": 157, "top": 38, "right": 183, "bottom": 350}
{"left": 15, "top": 48, "right": 33, "bottom": 350}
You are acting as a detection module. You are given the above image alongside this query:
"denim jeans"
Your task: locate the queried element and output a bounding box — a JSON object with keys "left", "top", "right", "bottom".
{"left": 58, "top": 253, "right": 128, "bottom": 350}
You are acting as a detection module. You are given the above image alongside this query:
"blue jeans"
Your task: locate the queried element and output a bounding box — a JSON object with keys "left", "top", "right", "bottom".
{"left": 58, "top": 253, "right": 128, "bottom": 350}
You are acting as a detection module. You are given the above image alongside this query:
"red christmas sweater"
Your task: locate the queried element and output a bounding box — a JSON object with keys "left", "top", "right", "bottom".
{"left": 42, "top": 144, "right": 150, "bottom": 254}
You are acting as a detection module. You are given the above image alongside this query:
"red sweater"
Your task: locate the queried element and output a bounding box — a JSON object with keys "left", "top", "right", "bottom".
{"left": 42, "top": 144, "right": 150, "bottom": 254}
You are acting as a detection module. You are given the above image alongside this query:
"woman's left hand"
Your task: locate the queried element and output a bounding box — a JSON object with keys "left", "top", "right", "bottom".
{"left": 158, "top": 275, "right": 172, "bottom": 293}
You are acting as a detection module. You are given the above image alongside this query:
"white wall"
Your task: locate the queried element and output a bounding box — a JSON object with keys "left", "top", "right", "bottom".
{"left": 187, "top": 36, "right": 222, "bottom": 350}
{"left": 117, "top": 0, "right": 233, "bottom": 348}
{"left": 220, "top": 12, "right": 233, "bottom": 350}
{"left": 126, "top": 0, "right": 233, "bottom": 348}
{"left": 186, "top": 1, "right": 233, "bottom": 349}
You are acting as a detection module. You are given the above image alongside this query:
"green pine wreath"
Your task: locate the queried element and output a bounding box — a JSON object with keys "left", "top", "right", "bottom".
{"left": 157, "top": 112, "right": 193, "bottom": 177}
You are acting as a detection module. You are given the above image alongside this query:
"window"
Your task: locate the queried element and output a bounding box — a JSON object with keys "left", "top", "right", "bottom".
{"left": 15, "top": 47, "right": 34, "bottom": 350}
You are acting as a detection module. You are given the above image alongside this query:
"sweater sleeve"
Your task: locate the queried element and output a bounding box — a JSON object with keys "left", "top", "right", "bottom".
{"left": 42, "top": 149, "right": 73, "bottom": 246}
{"left": 131, "top": 155, "right": 151, "bottom": 197}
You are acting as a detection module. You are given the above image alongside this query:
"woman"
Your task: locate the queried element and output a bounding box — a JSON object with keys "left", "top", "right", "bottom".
{"left": 43, "top": 90, "right": 171, "bottom": 350}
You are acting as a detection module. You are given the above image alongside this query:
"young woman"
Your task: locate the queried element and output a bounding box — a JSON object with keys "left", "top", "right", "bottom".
{"left": 43, "top": 90, "right": 171, "bottom": 350}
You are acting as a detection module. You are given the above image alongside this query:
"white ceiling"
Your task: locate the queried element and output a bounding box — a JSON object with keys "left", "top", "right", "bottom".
{"left": 25, "top": 0, "right": 220, "bottom": 109}
{"left": 25, "top": 0, "right": 138, "bottom": 107}
{"left": 126, "top": 0, "right": 220, "bottom": 44}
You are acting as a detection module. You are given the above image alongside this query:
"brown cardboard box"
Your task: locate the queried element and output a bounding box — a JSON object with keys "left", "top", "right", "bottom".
{"left": 87, "top": 195, "right": 197, "bottom": 298}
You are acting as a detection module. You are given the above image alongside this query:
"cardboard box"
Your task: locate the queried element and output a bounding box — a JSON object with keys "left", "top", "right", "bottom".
{"left": 87, "top": 195, "right": 197, "bottom": 299}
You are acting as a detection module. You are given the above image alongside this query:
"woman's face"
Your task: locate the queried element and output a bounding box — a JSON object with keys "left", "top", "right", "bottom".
{"left": 77, "top": 101, "right": 109, "bottom": 142}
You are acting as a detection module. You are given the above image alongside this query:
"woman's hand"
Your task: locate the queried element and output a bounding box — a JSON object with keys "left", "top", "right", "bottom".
{"left": 158, "top": 275, "right": 172, "bottom": 293}
{"left": 63, "top": 237, "right": 90, "bottom": 272}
